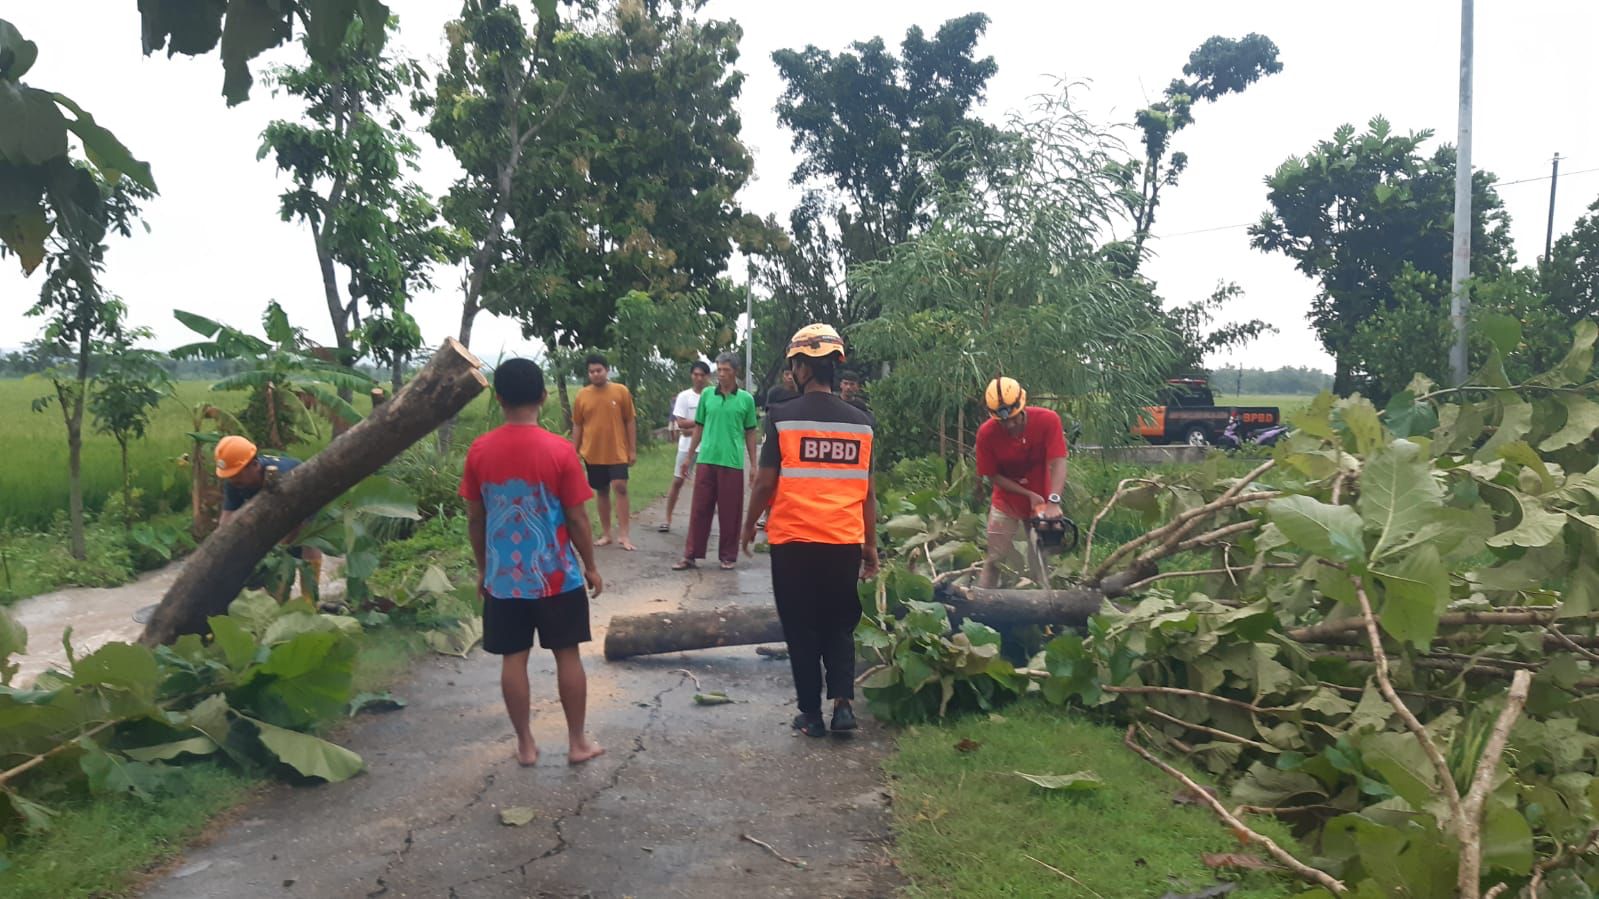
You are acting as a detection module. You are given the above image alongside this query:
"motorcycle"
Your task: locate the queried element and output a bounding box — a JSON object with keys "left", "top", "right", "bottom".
{"left": 1216, "top": 412, "right": 1289, "bottom": 450}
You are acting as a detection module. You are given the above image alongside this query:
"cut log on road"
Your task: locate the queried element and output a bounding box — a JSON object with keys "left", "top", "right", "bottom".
{"left": 602, "top": 563, "right": 1156, "bottom": 660}
{"left": 140, "top": 339, "right": 487, "bottom": 645}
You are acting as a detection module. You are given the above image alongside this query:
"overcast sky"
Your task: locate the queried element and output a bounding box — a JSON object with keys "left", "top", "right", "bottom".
{"left": 5, "top": 1, "right": 1598, "bottom": 372}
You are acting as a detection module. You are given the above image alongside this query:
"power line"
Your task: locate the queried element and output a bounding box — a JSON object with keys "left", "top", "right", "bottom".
{"left": 1154, "top": 163, "right": 1599, "bottom": 241}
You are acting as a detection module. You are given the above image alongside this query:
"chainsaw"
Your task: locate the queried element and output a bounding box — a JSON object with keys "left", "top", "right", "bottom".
{"left": 1023, "top": 506, "right": 1079, "bottom": 591}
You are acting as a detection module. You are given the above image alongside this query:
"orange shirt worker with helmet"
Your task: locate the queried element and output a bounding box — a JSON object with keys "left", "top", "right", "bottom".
{"left": 214, "top": 435, "right": 324, "bottom": 600}
{"left": 741, "top": 324, "right": 881, "bottom": 738}
{"left": 974, "top": 377, "right": 1069, "bottom": 588}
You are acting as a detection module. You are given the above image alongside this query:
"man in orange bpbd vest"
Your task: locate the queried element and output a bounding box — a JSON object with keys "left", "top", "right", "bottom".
{"left": 742, "top": 323, "right": 880, "bottom": 738}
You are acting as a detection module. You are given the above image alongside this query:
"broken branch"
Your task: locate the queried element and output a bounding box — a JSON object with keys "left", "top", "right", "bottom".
{"left": 740, "top": 833, "right": 807, "bottom": 869}
{"left": 1123, "top": 725, "right": 1346, "bottom": 894}
{"left": 1457, "top": 669, "right": 1533, "bottom": 899}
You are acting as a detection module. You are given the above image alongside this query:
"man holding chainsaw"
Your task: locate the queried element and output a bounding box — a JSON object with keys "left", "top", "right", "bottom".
{"left": 975, "top": 377, "right": 1069, "bottom": 588}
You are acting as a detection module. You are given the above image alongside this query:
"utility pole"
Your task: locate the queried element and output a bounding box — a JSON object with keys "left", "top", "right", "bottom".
{"left": 745, "top": 256, "right": 755, "bottom": 393}
{"left": 1447, "top": 0, "right": 1474, "bottom": 385}
{"left": 1545, "top": 152, "right": 1562, "bottom": 263}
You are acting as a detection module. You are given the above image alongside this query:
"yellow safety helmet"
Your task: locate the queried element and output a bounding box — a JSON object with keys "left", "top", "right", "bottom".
{"left": 984, "top": 377, "right": 1027, "bottom": 420}
{"left": 785, "top": 323, "right": 846, "bottom": 361}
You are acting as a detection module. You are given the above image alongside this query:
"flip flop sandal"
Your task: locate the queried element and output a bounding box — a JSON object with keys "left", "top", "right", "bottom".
{"left": 657, "top": 523, "right": 671, "bottom": 533}
{"left": 672, "top": 559, "right": 697, "bottom": 571}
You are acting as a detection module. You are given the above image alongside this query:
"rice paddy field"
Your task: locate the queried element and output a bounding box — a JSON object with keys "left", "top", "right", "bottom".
{"left": 0, "top": 379, "right": 505, "bottom": 532}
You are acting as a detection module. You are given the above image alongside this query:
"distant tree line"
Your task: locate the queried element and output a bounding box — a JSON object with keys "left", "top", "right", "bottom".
{"left": 1208, "top": 365, "right": 1333, "bottom": 396}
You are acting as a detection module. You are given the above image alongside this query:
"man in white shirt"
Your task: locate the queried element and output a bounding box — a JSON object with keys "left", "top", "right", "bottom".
{"left": 660, "top": 361, "right": 712, "bottom": 532}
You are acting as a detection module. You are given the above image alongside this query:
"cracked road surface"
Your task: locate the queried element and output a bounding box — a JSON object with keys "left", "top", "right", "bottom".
{"left": 145, "top": 504, "right": 900, "bottom": 898}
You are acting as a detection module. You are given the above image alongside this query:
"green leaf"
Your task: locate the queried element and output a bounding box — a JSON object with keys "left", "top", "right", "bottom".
{"left": 883, "top": 514, "right": 926, "bottom": 540}
{"left": 348, "top": 692, "right": 406, "bottom": 716}
{"left": 251, "top": 630, "right": 355, "bottom": 727}
{"left": 1293, "top": 391, "right": 1335, "bottom": 440}
{"left": 1359, "top": 440, "right": 1443, "bottom": 562}
{"left": 1541, "top": 395, "right": 1599, "bottom": 451}
{"left": 416, "top": 565, "right": 454, "bottom": 595}
{"left": 1335, "top": 396, "right": 1384, "bottom": 456}
{"left": 228, "top": 590, "right": 284, "bottom": 637}
{"left": 1267, "top": 495, "right": 1366, "bottom": 563}
{"left": 423, "top": 618, "right": 482, "bottom": 657}
{"left": 1360, "top": 732, "right": 1439, "bottom": 811}
{"left": 123, "top": 736, "right": 219, "bottom": 762}
{"left": 78, "top": 738, "right": 168, "bottom": 799}
{"left": 1482, "top": 801, "right": 1534, "bottom": 874}
{"left": 692, "top": 692, "right": 733, "bottom": 706}
{"left": 499, "top": 806, "right": 538, "bottom": 827}
{"left": 50, "top": 93, "right": 156, "bottom": 190}
{"left": 1373, "top": 546, "right": 1449, "bottom": 648}
{"left": 4, "top": 790, "right": 56, "bottom": 834}
{"left": 208, "top": 615, "right": 257, "bottom": 671}
{"left": 1014, "top": 770, "right": 1104, "bottom": 792}
{"left": 1479, "top": 399, "right": 1532, "bottom": 461}
{"left": 219, "top": 0, "right": 293, "bottom": 105}
{"left": 1479, "top": 312, "right": 1523, "bottom": 357}
{"left": 0, "top": 83, "right": 68, "bottom": 165}
{"left": 0, "top": 20, "right": 40, "bottom": 80}
{"left": 247, "top": 717, "right": 364, "bottom": 782}
{"left": 335, "top": 476, "right": 419, "bottom": 521}
{"left": 1486, "top": 491, "right": 1567, "bottom": 548}
{"left": 72, "top": 642, "right": 160, "bottom": 706}
{"left": 1383, "top": 390, "right": 1438, "bottom": 439}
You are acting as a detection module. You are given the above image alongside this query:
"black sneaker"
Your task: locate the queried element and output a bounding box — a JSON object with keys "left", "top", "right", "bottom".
{"left": 792, "top": 712, "right": 826, "bottom": 738}
{"left": 830, "top": 703, "right": 858, "bottom": 733}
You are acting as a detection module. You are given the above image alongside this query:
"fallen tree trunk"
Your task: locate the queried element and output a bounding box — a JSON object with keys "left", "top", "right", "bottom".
{"left": 602, "top": 564, "right": 1154, "bottom": 660}
{"left": 140, "top": 339, "right": 487, "bottom": 645}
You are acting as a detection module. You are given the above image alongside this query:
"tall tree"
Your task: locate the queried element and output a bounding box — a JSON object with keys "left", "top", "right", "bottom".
{"left": 1249, "top": 117, "right": 1514, "bottom": 395}
{"left": 1125, "top": 33, "right": 1282, "bottom": 262}
{"left": 851, "top": 89, "right": 1178, "bottom": 459}
{"left": 260, "top": 16, "right": 460, "bottom": 399}
{"left": 768, "top": 13, "right": 998, "bottom": 333}
{"left": 26, "top": 173, "right": 149, "bottom": 559}
{"left": 1543, "top": 193, "right": 1599, "bottom": 326}
{"left": 495, "top": 0, "right": 756, "bottom": 351}
{"left": 422, "top": 0, "right": 562, "bottom": 352}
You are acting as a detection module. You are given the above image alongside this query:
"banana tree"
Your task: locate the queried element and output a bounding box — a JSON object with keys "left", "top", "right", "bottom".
{"left": 172, "top": 302, "right": 372, "bottom": 449}
{"left": 181, "top": 399, "right": 244, "bottom": 540}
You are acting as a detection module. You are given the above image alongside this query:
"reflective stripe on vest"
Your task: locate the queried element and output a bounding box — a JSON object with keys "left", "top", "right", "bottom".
{"left": 768, "top": 419, "right": 873, "bottom": 545}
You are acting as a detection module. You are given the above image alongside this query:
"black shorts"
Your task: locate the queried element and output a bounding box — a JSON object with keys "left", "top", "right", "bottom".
{"left": 585, "top": 463, "right": 629, "bottom": 491}
{"left": 482, "top": 588, "right": 592, "bottom": 654}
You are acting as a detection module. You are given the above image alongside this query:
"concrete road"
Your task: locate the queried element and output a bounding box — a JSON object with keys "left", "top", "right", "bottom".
{"left": 146, "top": 506, "right": 899, "bottom": 898}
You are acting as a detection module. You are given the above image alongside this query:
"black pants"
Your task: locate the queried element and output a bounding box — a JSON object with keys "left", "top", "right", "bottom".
{"left": 770, "top": 542, "right": 863, "bottom": 715}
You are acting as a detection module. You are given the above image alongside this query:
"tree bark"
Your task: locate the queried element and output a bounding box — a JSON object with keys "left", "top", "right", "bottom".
{"left": 119, "top": 438, "right": 132, "bottom": 531}
{"left": 556, "top": 376, "right": 573, "bottom": 433}
{"left": 139, "top": 339, "right": 487, "bottom": 645}
{"left": 602, "top": 565, "right": 1155, "bottom": 660}
{"left": 64, "top": 326, "right": 90, "bottom": 560}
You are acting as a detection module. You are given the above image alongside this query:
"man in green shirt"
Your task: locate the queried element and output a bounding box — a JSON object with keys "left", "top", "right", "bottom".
{"left": 674, "top": 352, "right": 758, "bottom": 570}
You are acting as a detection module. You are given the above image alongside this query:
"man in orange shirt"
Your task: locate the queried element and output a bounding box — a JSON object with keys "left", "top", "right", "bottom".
{"left": 570, "top": 354, "right": 638, "bottom": 551}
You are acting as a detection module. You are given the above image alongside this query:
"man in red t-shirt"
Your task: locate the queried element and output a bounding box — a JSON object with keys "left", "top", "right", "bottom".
{"left": 460, "top": 358, "right": 606, "bottom": 768}
{"left": 974, "top": 377, "right": 1069, "bottom": 588}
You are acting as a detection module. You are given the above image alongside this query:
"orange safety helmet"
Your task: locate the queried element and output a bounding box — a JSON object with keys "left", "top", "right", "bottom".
{"left": 984, "top": 377, "right": 1027, "bottom": 420}
{"left": 785, "top": 323, "right": 846, "bottom": 361}
{"left": 215, "top": 435, "right": 258, "bottom": 479}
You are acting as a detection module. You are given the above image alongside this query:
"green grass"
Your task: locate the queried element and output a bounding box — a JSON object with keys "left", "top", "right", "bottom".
{"left": 0, "top": 762, "right": 257, "bottom": 899}
{"left": 889, "top": 701, "right": 1300, "bottom": 898}
{"left": 1211, "top": 393, "right": 1317, "bottom": 420}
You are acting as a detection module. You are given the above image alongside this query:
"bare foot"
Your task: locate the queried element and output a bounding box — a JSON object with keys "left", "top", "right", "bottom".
{"left": 619, "top": 539, "right": 637, "bottom": 552}
{"left": 568, "top": 738, "right": 606, "bottom": 765}
{"left": 595, "top": 535, "right": 613, "bottom": 547}
{"left": 516, "top": 737, "right": 539, "bottom": 767}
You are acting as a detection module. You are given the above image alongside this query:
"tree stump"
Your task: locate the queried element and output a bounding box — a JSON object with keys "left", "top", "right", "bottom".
{"left": 140, "top": 339, "right": 487, "bottom": 645}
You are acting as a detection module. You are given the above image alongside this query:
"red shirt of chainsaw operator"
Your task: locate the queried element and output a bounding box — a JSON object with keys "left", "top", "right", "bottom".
{"left": 975, "top": 402, "right": 1069, "bottom": 520}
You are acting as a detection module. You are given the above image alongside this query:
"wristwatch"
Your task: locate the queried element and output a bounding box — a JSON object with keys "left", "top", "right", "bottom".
{"left": 1046, "top": 493, "right": 1062, "bottom": 505}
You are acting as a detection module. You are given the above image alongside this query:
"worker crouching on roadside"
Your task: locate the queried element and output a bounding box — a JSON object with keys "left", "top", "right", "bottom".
{"left": 214, "top": 435, "right": 324, "bottom": 604}
{"left": 741, "top": 324, "right": 881, "bottom": 738}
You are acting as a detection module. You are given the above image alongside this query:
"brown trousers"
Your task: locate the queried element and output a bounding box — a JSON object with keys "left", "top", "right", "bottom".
{"left": 684, "top": 463, "right": 744, "bottom": 564}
